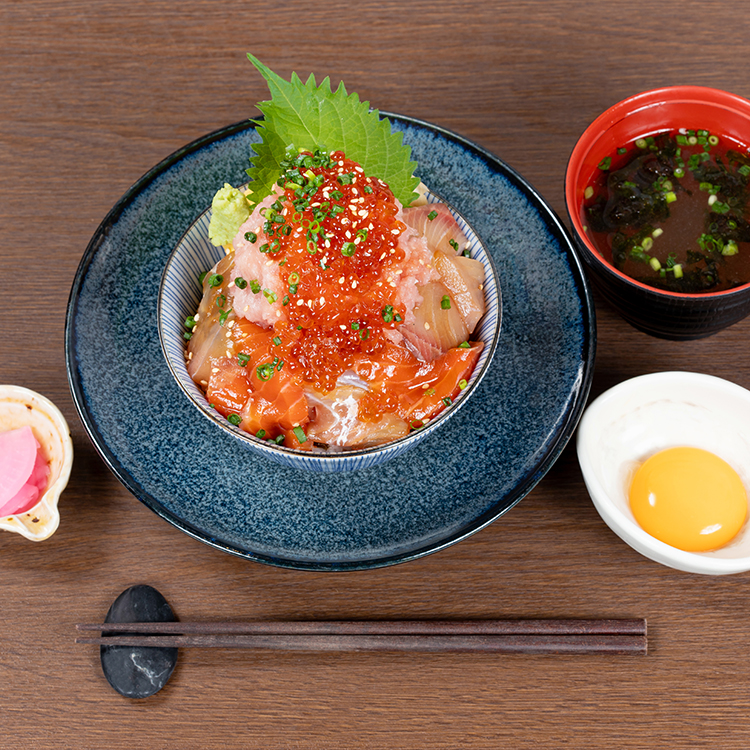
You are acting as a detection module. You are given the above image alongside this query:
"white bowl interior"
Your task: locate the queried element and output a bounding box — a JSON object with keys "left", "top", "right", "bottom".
{"left": 158, "top": 187, "right": 501, "bottom": 469}
{"left": 577, "top": 371, "right": 750, "bottom": 574}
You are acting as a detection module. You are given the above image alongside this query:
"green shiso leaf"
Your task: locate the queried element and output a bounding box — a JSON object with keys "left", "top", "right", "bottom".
{"left": 245, "top": 54, "right": 420, "bottom": 207}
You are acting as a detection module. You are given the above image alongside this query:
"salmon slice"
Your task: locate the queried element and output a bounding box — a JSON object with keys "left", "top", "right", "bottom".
{"left": 241, "top": 356, "right": 309, "bottom": 435}
{"left": 401, "top": 203, "right": 468, "bottom": 256}
{"left": 206, "top": 359, "right": 253, "bottom": 417}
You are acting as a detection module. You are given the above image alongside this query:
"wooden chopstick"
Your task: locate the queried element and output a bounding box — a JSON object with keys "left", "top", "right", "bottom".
{"left": 76, "top": 618, "right": 646, "bottom": 636}
{"left": 75, "top": 619, "right": 647, "bottom": 654}
{"left": 75, "top": 633, "right": 646, "bottom": 654}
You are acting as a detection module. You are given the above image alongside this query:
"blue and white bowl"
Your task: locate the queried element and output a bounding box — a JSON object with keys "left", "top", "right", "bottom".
{"left": 159, "top": 189, "right": 501, "bottom": 473}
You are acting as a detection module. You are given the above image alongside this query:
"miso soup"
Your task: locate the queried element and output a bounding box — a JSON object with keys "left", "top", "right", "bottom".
{"left": 582, "top": 129, "right": 750, "bottom": 293}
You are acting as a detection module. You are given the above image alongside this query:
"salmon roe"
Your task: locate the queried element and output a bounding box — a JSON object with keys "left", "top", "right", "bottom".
{"left": 258, "top": 150, "right": 409, "bottom": 391}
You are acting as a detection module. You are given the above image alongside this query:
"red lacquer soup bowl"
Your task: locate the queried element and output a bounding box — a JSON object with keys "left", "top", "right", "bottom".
{"left": 566, "top": 86, "right": 750, "bottom": 340}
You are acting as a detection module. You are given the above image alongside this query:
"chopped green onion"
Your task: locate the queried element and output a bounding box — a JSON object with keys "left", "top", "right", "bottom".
{"left": 351, "top": 322, "right": 360, "bottom": 331}
{"left": 237, "top": 353, "right": 250, "bottom": 367}
{"left": 382, "top": 305, "right": 394, "bottom": 323}
{"left": 293, "top": 425, "right": 307, "bottom": 443}
{"left": 427, "top": 210, "right": 438, "bottom": 220}
{"left": 458, "top": 341, "right": 470, "bottom": 349}
{"left": 227, "top": 414, "right": 241, "bottom": 426}
{"left": 184, "top": 315, "right": 196, "bottom": 329}
{"left": 183, "top": 332, "right": 192, "bottom": 341}
{"left": 235, "top": 277, "right": 248, "bottom": 289}
{"left": 288, "top": 272, "right": 300, "bottom": 285}
{"left": 256, "top": 429, "right": 266, "bottom": 439}
{"left": 673, "top": 264, "right": 683, "bottom": 279}
{"left": 244, "top": 231, "right": 258, "bottom": 243}
{"left": 219, "top": 310, "right": 230, "bottom": 326}
{"left": 199, "top": 271, "right": 207, "bottom": 285}
{"left": 341, "top": 242, "right": 356, "bottom": 257}
{"left": 337, "top": 173, "right": 354, "bottom": 185}
{"left": 363, "top": 185, "right": 373, "bottom": 194}
{"left": 441, "top": 295, "right": 451, "bottom": 310}
{"left": 722, "top": 240, "right": 739, "bottom": 256}
{"left": 635, "top": 138, "right": 648, "bottom": 149}
{"left": 207, "top": 273, "right": 223, "bottom": 287}
{"left": 249, "top": 279, "right": 261, "bottom": 294}
{"left": 665, "top": 191, "right": 677, "bottom": 203}
{"left": 272, "top": 336, "right": 282, "bottom": 346}
{"left": 584, "top": 186, "right": 594, "bottom": 200}
{"left": 216, "top": 294, "right": 226, "bottom": 308}
{"left": 649, "top": 257, "right": 661, "bottom": 272}
{"left": 598, "top": 157, "right": 611, "bottom": 170}
{"left": 449, "top": 238, "right": 459, "bottom": 252}
{"left": 256, "top": 363, "right": 275, "bottom": 381}
{"left": 263, "top": 289, "right": 278, "bottom": 304}
{"left": 458, "top": 379, "right": 468, "bottom": 390}
{"left": 442, "top": 396, "right": 452, "bottom": 406}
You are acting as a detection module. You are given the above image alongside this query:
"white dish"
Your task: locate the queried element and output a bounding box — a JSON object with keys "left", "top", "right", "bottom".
{"left": 0, "top": 385, "right": 73, "bottom": 541}
{"left": 577, "top": 371, "right": 750, "bottom": 575}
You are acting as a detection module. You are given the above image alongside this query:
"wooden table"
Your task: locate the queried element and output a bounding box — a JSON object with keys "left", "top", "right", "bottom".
{"left": 3, "top": 1, "right": 750, "bottom": 746}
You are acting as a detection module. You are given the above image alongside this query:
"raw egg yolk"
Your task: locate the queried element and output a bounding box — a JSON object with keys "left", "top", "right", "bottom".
{"left": 629, "top": 447, "right": 747, "bottom": 552}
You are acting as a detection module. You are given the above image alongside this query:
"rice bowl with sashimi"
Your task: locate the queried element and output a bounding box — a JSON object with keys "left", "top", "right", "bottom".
{"left": 158, "top": 56, "right": 500, "bottom": 471}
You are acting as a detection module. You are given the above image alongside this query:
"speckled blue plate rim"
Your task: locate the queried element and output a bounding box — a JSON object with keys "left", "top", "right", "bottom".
{"left": 65, "top": 113, "right": 596, "bottom": 571}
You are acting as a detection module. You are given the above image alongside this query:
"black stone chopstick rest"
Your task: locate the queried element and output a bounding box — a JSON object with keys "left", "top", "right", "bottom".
{"left": 100, "top": 584, "right": 178, "bottom": 698}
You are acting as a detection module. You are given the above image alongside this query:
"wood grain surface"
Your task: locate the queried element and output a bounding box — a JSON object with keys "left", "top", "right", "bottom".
{"left": 3, "top": 1, "right": 750, "bottom": 747}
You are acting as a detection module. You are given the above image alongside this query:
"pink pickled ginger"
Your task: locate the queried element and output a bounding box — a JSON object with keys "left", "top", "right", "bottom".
{"left": 0, "top": 426, "right": 50, "bottom": 516}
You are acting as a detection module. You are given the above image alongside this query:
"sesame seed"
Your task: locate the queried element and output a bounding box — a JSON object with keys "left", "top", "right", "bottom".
{"left": 319, "top": 296, "right": 326, "bottom": 305}
{"left": 297, "top": 299, "right": 304, "bottom": 306}
{"left": 194, "top": 313, "right": 201, "bottom": 321}
{"left": 339, "top": 276, "right": 345, "bottom": 284}
{"left": 424, "top": 322, "right": 431, "bottom": 330}
{"left": 354, "top": 166, "right": 364, "bottom": 173}
{"left": 211, "top": 367, "right": 219, "bottom": 374}
{"left": 379, "top": 252, "right": 386, "bottom": 260}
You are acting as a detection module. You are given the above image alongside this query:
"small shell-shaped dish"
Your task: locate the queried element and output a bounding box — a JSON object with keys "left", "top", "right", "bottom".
{"left": 0, "top": 385, "right": 73, "bottom": 541}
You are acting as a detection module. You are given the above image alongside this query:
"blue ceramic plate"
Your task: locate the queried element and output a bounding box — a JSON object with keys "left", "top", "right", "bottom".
{"left": 65, "top": 115, "right": 596, "bottom": 571}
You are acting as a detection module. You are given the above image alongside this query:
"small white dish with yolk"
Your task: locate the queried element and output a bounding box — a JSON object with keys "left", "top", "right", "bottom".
{"left": 576, "top": 371, "right": 750, "bottom": 575}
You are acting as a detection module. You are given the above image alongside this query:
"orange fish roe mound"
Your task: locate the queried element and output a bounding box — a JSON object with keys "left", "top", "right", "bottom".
{"left": 259, "top": 149, "right": 408, "bottom": 391}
